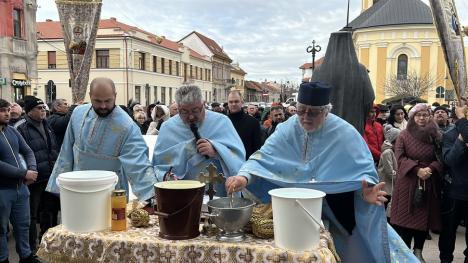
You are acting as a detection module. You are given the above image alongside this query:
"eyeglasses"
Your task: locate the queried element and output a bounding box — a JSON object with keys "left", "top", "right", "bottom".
{"left": 179, "top": 106, "right": 203, "bottom": 116}
{"left": 34, "top": 105, "right": 47, "bottom": 110}
{"left": 414, "top": 113, "right": 430, "bottom": 119}
{"left": 296, "top": 108, "right": 326, "bottom": 117}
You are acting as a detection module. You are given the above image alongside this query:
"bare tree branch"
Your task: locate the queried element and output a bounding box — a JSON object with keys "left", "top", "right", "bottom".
{"left": 384, "top": 71, "right": 438, "bottom": 98}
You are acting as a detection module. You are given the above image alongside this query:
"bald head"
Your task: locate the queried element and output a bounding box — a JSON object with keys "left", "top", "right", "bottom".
{"left": 89, "top": 77, "right": 117, "bottom": 117}
{"left": 89, "top": 77, "right": 116, "bottom": 94}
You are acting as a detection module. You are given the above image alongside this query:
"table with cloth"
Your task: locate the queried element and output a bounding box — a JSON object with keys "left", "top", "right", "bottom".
{"left": 37, "top": 216, "right": 339, "bottom": 263}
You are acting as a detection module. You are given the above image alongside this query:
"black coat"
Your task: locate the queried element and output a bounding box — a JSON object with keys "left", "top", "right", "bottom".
{"left": 443, "top": 120, "right": 468, "bottom": 201}
{"left": 47, "top": 105, "right": 76, "bottom": 148}
{"left": 228, "top": 111, "right": 263, "bottom": 159}
{"left": 15, "top": 116, "right": 59, "bottom": 183}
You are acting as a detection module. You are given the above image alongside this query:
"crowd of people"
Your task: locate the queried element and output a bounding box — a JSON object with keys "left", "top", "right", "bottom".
{"left": 0, "top": 77, "right": 467, "bottom": 262}
{"left": 363, "top": 100, "right": 468, "bottom": 263}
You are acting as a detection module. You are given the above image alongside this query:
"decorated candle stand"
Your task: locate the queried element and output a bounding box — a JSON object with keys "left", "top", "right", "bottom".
{"left": 198, "top": 163, "right": 224, "bottom": 236}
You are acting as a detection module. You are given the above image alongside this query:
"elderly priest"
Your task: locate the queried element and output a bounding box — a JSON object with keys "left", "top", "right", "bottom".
{"left": 226, "top": 82, "right": 417, "bottom": 262}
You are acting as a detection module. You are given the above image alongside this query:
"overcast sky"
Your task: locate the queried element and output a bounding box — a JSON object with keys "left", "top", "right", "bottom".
{"left": 36, "top": 0, "right": 468, "bottom": 83}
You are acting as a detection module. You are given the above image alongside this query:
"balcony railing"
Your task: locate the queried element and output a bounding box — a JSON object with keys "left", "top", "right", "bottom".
{"left": 12, "top": 39, "right": 28, "bottom": 56}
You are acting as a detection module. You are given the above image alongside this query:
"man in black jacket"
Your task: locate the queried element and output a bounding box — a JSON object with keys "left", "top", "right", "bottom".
{"left": 48, "top": 99, "right": 76, "bottom": 148}
{"left": 15, "top": 96, "right": 60, "bottom": 253}
{"left": 0, "top": 99, "right": 40, "bottom": 263}
{"left": 439, "top": 100, "right": 468, "bottom": 263}
{"left": 227, "top": 91, "right": 263, "bottom": 159}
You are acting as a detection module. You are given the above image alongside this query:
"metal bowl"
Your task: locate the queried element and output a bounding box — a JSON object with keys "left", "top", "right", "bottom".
{"left": 207, "top": 197, "right": 255, "bottom": 241}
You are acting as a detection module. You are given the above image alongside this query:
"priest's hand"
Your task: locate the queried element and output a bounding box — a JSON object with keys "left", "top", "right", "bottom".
{"left": 196, "top": 139, "right": 217, "bottom": 158}
{"left": 361, "top": 180, "right": 388, "bottom": 206}
{"left": 225, "top": 176, "right": 248, "bottom": 194}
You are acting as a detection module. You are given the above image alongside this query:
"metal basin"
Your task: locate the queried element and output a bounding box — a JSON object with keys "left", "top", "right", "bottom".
{"left": 207, "top": 197, "right": 255, "bottom": 242}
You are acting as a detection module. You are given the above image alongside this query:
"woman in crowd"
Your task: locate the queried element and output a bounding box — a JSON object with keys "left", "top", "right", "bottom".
{"left": 387, "top": 105, "right": 408, "bottom": 130}
{"left": 390, "top": 103, "right": 443, "bottom": 262}
{"left": 146, "top": 104, "right": 170, "bottom": 135}
{"left": 133, "top": 111, "right": 148, "bottom": 134}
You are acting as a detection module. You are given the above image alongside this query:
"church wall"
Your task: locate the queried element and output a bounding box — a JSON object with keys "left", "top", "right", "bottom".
{"left": 353, "top": 25, "right": 466, "bottom": 104}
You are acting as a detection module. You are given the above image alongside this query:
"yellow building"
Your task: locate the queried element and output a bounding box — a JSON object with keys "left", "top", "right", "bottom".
{"left": 36, "top": 17, "right": 213, "bottom": 106}
{"left": 351, "top": 0, "right": 468, "bottom": 104}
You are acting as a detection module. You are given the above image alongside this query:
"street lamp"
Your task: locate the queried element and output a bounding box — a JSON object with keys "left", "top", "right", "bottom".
{"left": 306, "top": 40, "right": 321, "bottom": 71}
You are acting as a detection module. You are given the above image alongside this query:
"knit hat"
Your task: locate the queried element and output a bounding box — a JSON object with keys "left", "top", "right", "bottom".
{"left": 433, "top": 106, "right": 449, "bottom": 115}
{"left": 408, "top": 103, "right": 431, "bottom": 119}
{"left": 298, "top": 82, "right": 332, "bottom": 106}
{"left": 23, "top": 96, "right": 45, "bottom": 113}
{"left": 384, "top": 125, "right": 401, "bottom": 143}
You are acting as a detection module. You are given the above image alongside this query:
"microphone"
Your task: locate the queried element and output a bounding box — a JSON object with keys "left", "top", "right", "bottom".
{"left": 189, "top": 123, "right": 209, "bottom": 159}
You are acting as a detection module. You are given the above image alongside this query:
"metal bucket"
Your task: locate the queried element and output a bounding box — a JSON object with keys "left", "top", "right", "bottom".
{"left": 154, "top": 180, "right": 205, "bottom": 240}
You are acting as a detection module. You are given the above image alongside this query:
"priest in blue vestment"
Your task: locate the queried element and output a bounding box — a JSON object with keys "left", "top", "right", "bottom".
{"left": 226, "top": 82, "right": 417, "bottom": 262}
{"left": 46, "top": 78, "right": 157, "bottom": 201}
{"left": 153, "top": 85, "right": 245, "bottom": 196}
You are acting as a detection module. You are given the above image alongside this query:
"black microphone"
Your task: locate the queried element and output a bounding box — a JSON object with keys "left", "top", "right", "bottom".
{"left": 189, "top": 123, "right": 209, "bottom": 159}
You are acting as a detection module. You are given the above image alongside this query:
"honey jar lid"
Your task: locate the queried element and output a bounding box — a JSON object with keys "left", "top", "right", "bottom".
{"left": 112, "top": 190, "right": 126, "bottom": 196}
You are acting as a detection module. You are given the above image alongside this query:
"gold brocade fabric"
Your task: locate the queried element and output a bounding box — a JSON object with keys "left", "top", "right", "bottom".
{"left": 37, "top": 216, "right": 339, "bottom": 263}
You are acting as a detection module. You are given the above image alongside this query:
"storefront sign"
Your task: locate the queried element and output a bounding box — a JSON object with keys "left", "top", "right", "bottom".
{"left": 11, "top": 79, "right": 31, "bottom": 87}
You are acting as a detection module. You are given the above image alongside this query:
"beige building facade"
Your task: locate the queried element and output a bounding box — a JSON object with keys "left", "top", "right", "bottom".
{"left": 229, "top": 63, "right": 247, "bottom": 98}
{"left": 36, "top": 18, "right": 213, "bottom": 106}
{"left": 179, "top": 31, "right": 234, "bottom": 102}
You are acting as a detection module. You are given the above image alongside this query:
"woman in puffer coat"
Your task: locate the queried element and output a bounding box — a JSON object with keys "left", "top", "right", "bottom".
{"left": 146, "top": 104, "right": 170, "bottom": 135}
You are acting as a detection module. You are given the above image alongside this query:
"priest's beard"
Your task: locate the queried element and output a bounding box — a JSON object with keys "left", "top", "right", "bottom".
{"left": 93, "top": 105, "right": 116, "bottom": 118}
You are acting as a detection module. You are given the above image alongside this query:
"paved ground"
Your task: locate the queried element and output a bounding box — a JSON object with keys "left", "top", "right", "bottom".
{"left": 6, "top": 225, "right": 467, "bottom": 262}
{"left": 423, "top": 227, "right": 466, "bottom": 263}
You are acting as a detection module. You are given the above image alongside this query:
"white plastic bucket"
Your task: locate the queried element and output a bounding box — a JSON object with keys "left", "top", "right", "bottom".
{"left": 269, "top": 188, "right": 326, "bottom": 251}
{"left": 57, "top": 170, "right": 118, "bottom": 232}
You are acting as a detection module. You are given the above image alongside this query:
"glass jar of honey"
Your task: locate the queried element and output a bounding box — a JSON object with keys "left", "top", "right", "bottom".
{"left": 111, "top": 190, "right": 127, "bottom": 231}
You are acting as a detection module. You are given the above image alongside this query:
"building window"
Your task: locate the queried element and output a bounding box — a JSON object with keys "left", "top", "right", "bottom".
{"left": 153, "top": 56, "right": 157, "bottom": 72}
{"left": 13, "top": 9, "right": 22, "bottom": 38}
{"left": 184, "top": 63, "right": 188, "bottom": 82}
{"left": 161, "top": 87, "right": 166, "bottom": 105}
{"left": 161, "top": 58, "right": 165, "bottom": 74}
{"left": 190, "top": 65, "right": 193, "bottom": 78}
{"left": 96, "top": 49, "right": 109, "bottom": 68}
{"left": 169, "top": 60, "right": 173, "bottom": 75}
{"left": 48, "top": 51, "right": 56, "bottom": 69}
{"left": 195, "top": 67, "right": 198, "bottom": 80}
{"left": 397, "top": 54, "right": 408, "bottom": 80}
{"left": 138, "top": 52, "right": 145, "bottom": 70}
{"left": 135, "top": 86, "right": 141, "bottom": 103}
{"left": 208, "top": 69, "right": 211, "bottom": 81}
{"left": 176, "top": 61, "right": 180, "bottom": 76}
{"left": 153, "top": 86, "right": 158, "bottom": 103}
{"left": 436, "top": 86, "right": 445, "bottom": 98}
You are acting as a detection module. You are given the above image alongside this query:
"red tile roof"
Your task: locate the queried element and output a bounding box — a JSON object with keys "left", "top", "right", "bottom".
{"left": 299, "top": 57, "right": 325, "bottom": 69}
{"left": 37, "top": 18, "right": 182, "bottom": 52}
{"left": 180, "top": 31, "right": 232, "bottom": 62}
{"left": 245, "top": 81, "right": 262, "bottom": 91}
{"left": 189, "top": 48, "right": 210, "bottom": 62}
